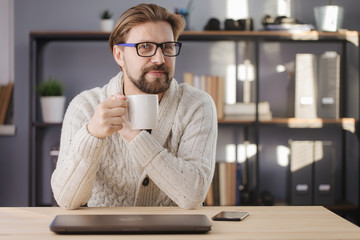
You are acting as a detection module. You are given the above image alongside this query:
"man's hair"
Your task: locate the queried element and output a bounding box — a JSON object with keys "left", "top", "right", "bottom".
{"left": 109, "top": 3, "right": 186, "bottom": 51}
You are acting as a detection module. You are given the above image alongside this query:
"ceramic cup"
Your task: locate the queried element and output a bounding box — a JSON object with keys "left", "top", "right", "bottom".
{"left": 126, "top": 94, "right": 158, "bottom": 130}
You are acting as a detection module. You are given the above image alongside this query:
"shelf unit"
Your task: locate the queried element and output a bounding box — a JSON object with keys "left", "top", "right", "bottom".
{"left": 29, "top": 31, "right": 360, "bottom": 211}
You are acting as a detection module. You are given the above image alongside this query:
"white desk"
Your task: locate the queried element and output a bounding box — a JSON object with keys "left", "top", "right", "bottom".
{"left": 1, "top": 206, "right": 359, "bottom": 239}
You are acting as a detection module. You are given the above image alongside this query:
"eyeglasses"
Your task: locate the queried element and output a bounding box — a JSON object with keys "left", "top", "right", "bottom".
{"left": 117, "top": 41, "right": 182, "bottom": 57}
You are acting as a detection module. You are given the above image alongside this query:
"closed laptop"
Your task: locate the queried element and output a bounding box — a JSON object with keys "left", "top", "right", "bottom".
{"left": 50, "top": 214, "right": 212, "bottom": 234}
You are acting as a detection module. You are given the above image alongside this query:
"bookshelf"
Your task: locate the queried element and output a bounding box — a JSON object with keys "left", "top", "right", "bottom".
{"left": 29, "top": 31, "right": 360, "bottom": 212}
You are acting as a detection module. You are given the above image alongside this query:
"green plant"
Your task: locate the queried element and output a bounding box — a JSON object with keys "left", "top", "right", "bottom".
{"left": 100, "top": 10, "right": 113, "bottom": 19}
{"left": 37, "top": 77, "right": 64, "bottom": 96}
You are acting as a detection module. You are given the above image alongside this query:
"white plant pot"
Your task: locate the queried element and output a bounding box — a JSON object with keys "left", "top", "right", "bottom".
{"left": 100, "top": 19, "right": 114, "bottom": 32}
{"left": 314, "top": 5, "right": 344, "bottom": 32}
{"left": 40, "top": 96, "right": 66, "bottom": 123}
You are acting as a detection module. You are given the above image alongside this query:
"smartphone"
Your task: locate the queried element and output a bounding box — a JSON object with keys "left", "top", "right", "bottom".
{"left": 211, "top": 211, "right": 249, "bottom": 221}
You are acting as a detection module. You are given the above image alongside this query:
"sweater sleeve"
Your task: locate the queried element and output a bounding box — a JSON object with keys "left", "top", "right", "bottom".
{"left": 128, "top": 89, "right": 218, "bottom": 209}
{"left": 51, "top": 90, "right": 106, "bottom": 209}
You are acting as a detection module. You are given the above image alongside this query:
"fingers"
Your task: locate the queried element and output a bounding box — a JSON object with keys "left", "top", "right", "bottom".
{"left": 99, "top": 94, "right": 128, "bottom": 116}
{"left": 108, "top": 116, "right": 126, "bottom": 126}
{"left": 106, "top": 94, "right": 128, "bottom": 108}
{"left": 87, "top": 93, "right": 128, "bottom": 139}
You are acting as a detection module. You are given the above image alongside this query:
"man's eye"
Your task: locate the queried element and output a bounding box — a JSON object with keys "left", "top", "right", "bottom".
{"left": 163, "top": 44, "right": 173, "bottom": 49}
{"left": 139, "top": 43, "right": 152, "bottom": 49}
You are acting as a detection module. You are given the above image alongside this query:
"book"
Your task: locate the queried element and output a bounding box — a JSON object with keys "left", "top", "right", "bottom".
{"left": 0, "top": 82, "right": 14, "bottom": 125}
{"left": 224, "top": 112, "right": 272, "bottom": 121}
{"left": 226, "top": 162, "right": 237, "bottom": 206}
{"left": 264, "top": 24, "right": 315, "bottom": 32}
{"left": 183, "top": 72, "right": 193, "bottom": 86}
{"left": 205, "top": 162, "right": 219, "bottom": 206}
{"left": 218, "top": 162, "right": 237, "bottom": 206}
{"left": 212, "top": 162, "right": 220, "bottom": 206}
{"left": 0, "top": 86, "right": 5, "bottom": 119}
{"left": 217, "top": 77, "right": 225, "bottom": 120}
{"left": 205, "top": 182, "right": 214, "bottom": 206}
{"left": 224, "top": 102, "right": 271, "bottom": 115}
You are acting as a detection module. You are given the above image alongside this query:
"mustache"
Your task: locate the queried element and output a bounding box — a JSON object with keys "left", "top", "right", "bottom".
{"left": 143, "top": 64, "right": 169, "bottom": 73}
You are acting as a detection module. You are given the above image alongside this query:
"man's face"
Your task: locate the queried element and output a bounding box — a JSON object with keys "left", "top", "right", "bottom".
{"left": 116, "top": 21, "right": 176, "bottom": 94}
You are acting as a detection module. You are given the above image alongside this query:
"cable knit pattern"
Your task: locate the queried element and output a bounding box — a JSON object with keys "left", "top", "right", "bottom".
{"left": 51, "top": 72, "right": 217, "bottom": 210}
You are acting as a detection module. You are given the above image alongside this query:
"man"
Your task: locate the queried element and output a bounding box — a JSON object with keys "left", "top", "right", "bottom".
{"left": 51, "top": 3, "right": 217, "bottom": 210}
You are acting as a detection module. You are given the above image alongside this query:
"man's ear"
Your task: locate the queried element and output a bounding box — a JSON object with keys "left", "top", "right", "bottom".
{"left": 113, "top": 46, "right": 124, "bottom": 68}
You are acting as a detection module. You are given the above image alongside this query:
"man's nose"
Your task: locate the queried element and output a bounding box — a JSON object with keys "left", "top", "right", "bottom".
{"left": 150, "top": 47, "right": 165, "bottom": 64}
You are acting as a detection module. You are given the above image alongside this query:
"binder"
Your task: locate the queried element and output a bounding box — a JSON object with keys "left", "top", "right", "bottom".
{"left": 294, "top": 54, "right": 318, "bottom": 119}
{"left": 317, "top": 52, "right": 340, "bottom": 119}
{"left": 314, "top": 141, "right": 335, "bottom": 205}
{"left": 290, "top": 140, "right": 314, "bottom": 205}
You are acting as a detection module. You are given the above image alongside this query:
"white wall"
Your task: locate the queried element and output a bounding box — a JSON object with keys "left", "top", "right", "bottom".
{"left": 0, "top": 0, "right": 14, "bottom": 84}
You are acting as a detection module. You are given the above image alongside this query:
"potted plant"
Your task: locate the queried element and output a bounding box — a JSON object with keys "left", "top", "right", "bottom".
{"left": 100, "top": 9, "right": 114, "bottom": 32}
{"left": 37, "top": 77, "right": 66, "bottom": 123}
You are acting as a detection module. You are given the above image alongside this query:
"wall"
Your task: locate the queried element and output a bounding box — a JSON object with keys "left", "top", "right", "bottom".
{"left": 0, "top": 0, "right": 359, "bottom": 206}
{"left": 0, "top": 0, "right": 14, "bottom": 85}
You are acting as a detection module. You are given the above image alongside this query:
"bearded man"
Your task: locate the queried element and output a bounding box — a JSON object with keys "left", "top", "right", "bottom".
{"left": 51, "top": 3, "right": 217, "bottom": 210}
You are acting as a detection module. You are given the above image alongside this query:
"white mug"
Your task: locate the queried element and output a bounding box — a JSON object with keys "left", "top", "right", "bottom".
{"left": 126, "top": 94, "right": 158, "bottom": 130}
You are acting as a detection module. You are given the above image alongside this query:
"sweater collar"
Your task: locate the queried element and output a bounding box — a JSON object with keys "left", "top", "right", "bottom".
{"left": 109, "top": 72, "right": 179, "bottom": 147}
{"left": 152, "top": 79, "right": 179, "bottom": 146}
{"left": 106, "top": 72, "right": 124, "bottom": 97}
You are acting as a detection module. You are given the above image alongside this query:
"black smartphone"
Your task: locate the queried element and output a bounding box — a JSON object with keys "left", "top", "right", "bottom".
{"left": 211, "top": 211, "right": 249, "bottom": 221}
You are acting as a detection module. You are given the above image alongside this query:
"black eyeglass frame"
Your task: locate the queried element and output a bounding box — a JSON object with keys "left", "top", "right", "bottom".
{"left": 117, "top": 41, "right": 182, "bottom": 57}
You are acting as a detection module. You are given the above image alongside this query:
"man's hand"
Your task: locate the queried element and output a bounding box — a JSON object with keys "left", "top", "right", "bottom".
{"left": 87, "top": 93, "right": 128, "bottom": 139}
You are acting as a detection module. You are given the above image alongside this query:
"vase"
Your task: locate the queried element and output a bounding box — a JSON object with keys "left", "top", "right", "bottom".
{"left": 314, "top": 5, "right": 344, "bottom": 32}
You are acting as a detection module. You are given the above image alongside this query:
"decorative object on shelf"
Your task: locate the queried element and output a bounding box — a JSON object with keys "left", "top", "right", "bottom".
{"left": 261, "top": 15, "right": 314, "bottom": 32}
{"left": 314, "top": 0, "right": 344, "bottom": 32}
{"left": 204, "top": 18, "right": 221, "bottom": 31}
{"left": 224, "top": 18, "right": 254, "bottom": 31}
{"left": 37, "top": 77, "right": 65, "bottom": 123}
{"left": 99, "top": 9, "right": 114, "bottom": 32}
{"left": 175, "top": 0, "right": 194, "bottom": 30}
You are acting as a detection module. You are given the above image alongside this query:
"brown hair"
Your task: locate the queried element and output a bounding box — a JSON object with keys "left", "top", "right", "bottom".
{"left": 109, "top": 4, "right": 186, "bottom": 51}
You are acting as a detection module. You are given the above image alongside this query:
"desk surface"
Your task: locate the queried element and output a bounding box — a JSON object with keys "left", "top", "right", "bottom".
{"left": 0, "top": 206, "right": 359, "bottom": 240}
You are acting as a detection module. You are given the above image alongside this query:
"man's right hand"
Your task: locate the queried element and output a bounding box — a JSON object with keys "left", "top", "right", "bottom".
{"left": 87, "top": 93, "right": 128, "bottom": 139}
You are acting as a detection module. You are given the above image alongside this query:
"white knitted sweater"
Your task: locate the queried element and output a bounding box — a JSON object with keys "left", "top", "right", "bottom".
{"left": 51, "top": 72, "right": 217, "bottom": 209}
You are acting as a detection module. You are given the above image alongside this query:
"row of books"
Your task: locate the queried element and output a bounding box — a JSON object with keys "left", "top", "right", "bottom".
{"left": 205, "top": 162, "right": 241, "bottom": 206}
{"left": 183, "top": 72, "right": 225, "bottom": 120}
{"left": 224, "top": 101, "right": 272, "bottom": 120}
{"left": 183, "top": 72, "right": 273, "bottom": 121}
{"left": 0, "top": 82, "right": 14, "bottom": 125}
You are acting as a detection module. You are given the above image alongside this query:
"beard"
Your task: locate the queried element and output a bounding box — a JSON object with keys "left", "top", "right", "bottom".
{"left": 124, "top": 63, "right": 173, "bottom": 94}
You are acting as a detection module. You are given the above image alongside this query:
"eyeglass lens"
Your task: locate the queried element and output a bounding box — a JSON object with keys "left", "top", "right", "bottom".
{"left": 137, "top": 42, "right": 180, "bottom": 57}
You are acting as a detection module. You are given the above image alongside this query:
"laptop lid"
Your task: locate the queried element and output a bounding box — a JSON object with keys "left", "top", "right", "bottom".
{"left": 49, "top": 214, "right": 212, "bottom": 234}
